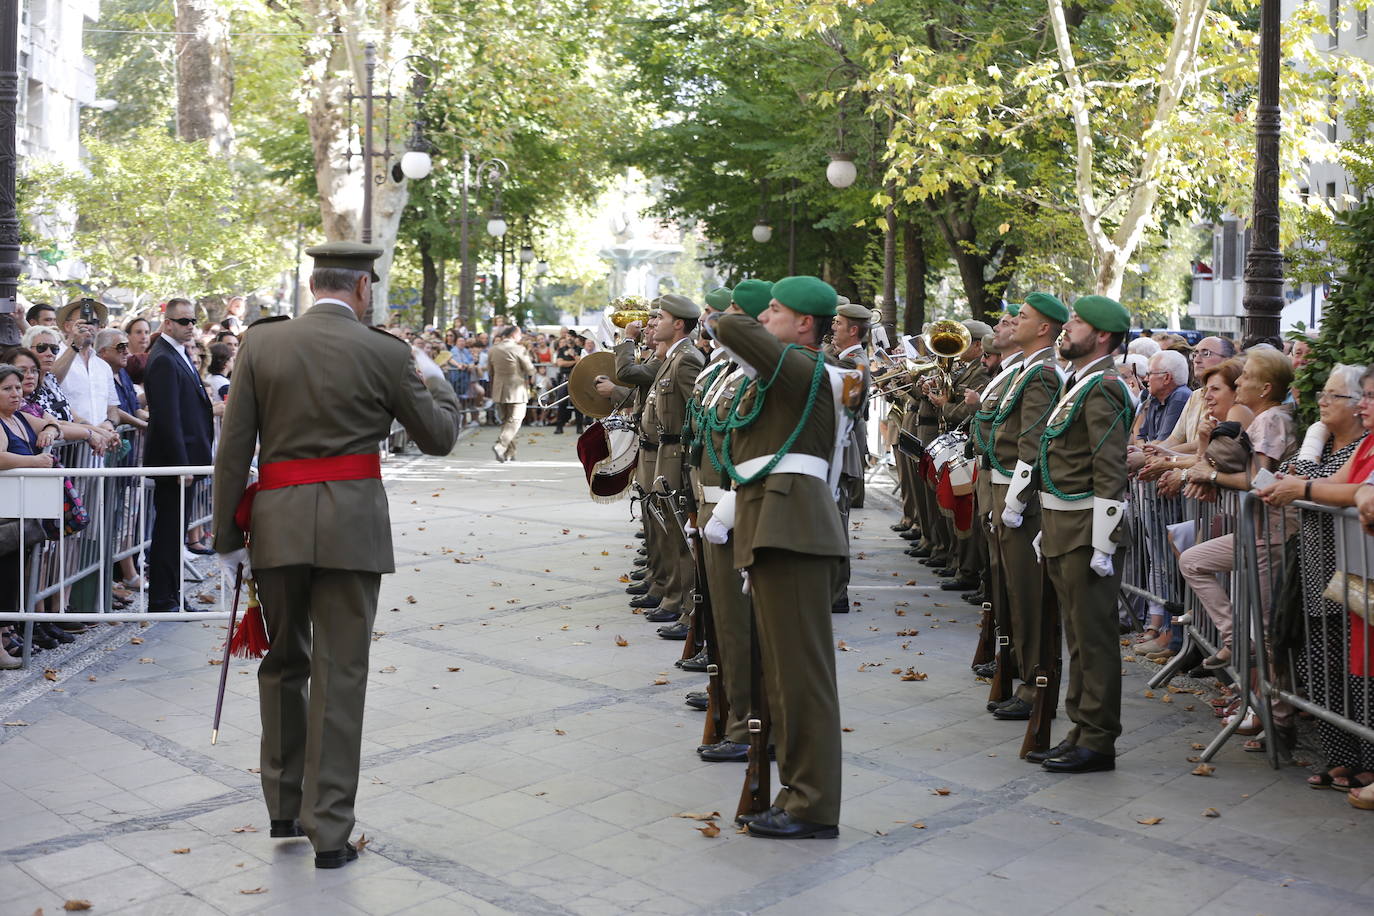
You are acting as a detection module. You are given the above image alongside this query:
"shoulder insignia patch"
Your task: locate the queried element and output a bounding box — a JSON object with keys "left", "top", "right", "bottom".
{"left": 368, "top": 326, "right": 410, "bottom": 347}
{"left": 246, "top": 315, "right": 289, "bottom": 330}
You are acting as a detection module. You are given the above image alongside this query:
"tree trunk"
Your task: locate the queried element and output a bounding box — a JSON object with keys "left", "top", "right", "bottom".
{"left": 174, "top": 0, "right": 234, "bottom": 156}
{"left": 299, "top": 0, "right": 419, "bottom": 324}
{"left": 420, "top": 235, "right": 438, "bottom": 327}
{"left": 902, "top": 219, "right": 926, "bottom": 336}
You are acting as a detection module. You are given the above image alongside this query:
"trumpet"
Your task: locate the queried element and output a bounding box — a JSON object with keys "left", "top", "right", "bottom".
{"left": 872, "top": 320, "right": 973, "bottom": 398}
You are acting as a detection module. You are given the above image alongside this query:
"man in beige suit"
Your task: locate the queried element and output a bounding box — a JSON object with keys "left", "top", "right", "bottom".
{"left": 212, "top": 241, "right": 460, "bottom": 869}
{"left": 488, "top": 324, "right": 536, "bottom": 462}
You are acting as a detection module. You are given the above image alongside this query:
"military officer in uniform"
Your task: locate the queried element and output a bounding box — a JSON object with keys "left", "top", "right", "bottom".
{"left": 645, "top": 294, "right": 707, "bottom": 640}
{"left": 212, "top": 241, "right": 461, "bottom": 868}
{"left": 911, "top": 348, "right": 950, "bottom": 568}
{"left": 1031, "top": 295, "right": 1134, "bottom": 773}
{"left": 988, "top": 293, "right": 1067, "bottom": 721}
{"left": 687, "top": 279, "right": 773, "bottom": 761}
{"left": 489, "top": 324, "right": 536, "bottom": 462}
{"left": 612, "top": 309, "right": 668, "bottom": 613}
{"left": 704, "top": 276, "right": 849, "bottom": 839}
{"left": 830, "top": 301, "right": 875, "bottom": 613}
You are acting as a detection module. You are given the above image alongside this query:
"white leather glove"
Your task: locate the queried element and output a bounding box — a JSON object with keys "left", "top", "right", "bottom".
{"left": 703, "top": 516, "right": 730, "bottom": 545}
{"left": 412, "top": 347, "right": 444, "bottom": 381}
{"left": 1090, "top": 549, "right": 1114, "bottom": 578}
{"left": 1001, "top": 507, "right": 1023, "bottom": 529}
{"left": 683, "top": 521, "right": 697, "bottom": 541}
{"left": 218, "top": 548, "right": 251, "bottom": 582}
{"left": 1032, "top": 531, "right": 1043, "bottom": 563}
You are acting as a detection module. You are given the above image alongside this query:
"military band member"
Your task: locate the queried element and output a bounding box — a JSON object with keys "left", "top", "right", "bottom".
{"left": 687, "top": 279, "right": 773, "bottom": 761}
{"left": 988, "top": 293, "right": 1067, "bottom": 721}
{"left": 612, "top": 309, "right": 668, "bottom": 613}
{"left": 212, "top": 241, "right": 461, "bottom": 869}
{"left": 643, "top": 294, "right": 707, "bottom": 640}
{"left": 912, "top": 345, "right": 950, "bottom": 568}
{"left": 1031, "top": 295, "right": 1134, "bottom": 773}
{"left": 831, "top": 301, "right": 875, "bottom": 612}
{"left": 704, "top": 276, "right": 848, "bottom": 839}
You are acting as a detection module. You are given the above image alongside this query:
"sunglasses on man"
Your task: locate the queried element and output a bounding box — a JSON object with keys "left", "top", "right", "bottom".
{"left": 166, "top": 316, "right": 197, "bottom": 327}
{"left": 33, "top": 343, "right": 60, "bottom": 354}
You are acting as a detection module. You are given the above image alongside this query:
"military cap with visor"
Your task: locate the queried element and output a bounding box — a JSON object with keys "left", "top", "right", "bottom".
{"left": 306, "top": 240, "right": 384, "bottom": 282}
{"left": 837, "top": 302, "right": 874, "bottom": 323}
{"left": 657, "top": 293, "right": 702, "bottom": 320}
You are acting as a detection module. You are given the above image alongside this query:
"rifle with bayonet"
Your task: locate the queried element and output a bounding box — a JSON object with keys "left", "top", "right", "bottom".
{"left": 736, "top": 603, "right": 771, "bottom": 821}
{"left": 653, "top": 475, "right": 704, "bottom": 662}
{"left": 681, "top": 492, "right": 727, "bottom": 747}
{"left": 1020, "top": 573, "right": 1062, "bottom": 758}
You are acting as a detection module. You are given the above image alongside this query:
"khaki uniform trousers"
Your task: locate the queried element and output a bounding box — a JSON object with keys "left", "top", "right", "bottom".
{"left": 749, "top": 548, "right": 844, "bottom": 825}
{"left": 1045, "top": 544, "right": 1125, "bottom": 755}
{"left": 637, "top": 450, "right": 669, "bottom": 601}
{"left": 991, "top": 482, "right": 1044, "bottom": 703}
{"left": 701, "top": 510, "right": 752, "bottom": 745}
{"left": 496, "top": 401, "right": 527, "bottom": 457}
{"left": 255, "top": 565, "right": 382, "bottom": 852}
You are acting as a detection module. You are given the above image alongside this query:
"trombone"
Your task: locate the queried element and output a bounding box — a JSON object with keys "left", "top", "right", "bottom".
{"left": 871, "top": 319, "right": 973, "bottom": 397}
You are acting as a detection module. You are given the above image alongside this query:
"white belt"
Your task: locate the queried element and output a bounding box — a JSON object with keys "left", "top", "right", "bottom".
{"left": 990, "top": 470, "right": 1013, "bottom": 486}
{"left": 701, "top": 485, "right": 726, "bottom": 504}
{"left": 1039, "top": 490, "right": 1089, "bottom": 512}
{"left": 734, "top": 452, "right": 830, "bottom": 482}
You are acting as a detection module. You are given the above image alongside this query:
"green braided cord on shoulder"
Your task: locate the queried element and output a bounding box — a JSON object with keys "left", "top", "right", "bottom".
{"left": 684, "top": 361, "right": 730, "bottom": 446}
{"left": 716, "top": 345, "right": 827, "bottom": 488}
{"left": 987, "top": 364, "right": 1059, "bottom": 476}
{"left": 1089, "top": 377, "right": 1136, "bottom": 458}
{"left": 1038, "top": 375, "right": 1135, "bottom": 501}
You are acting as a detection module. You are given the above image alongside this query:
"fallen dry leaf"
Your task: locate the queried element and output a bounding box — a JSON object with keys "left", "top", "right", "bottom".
{"left": 899, "top": 668, "right": 928, "bottom": 682}
{"left": 172, "top": 847, "right": 191, "bottom": 854}
{"left": 896, "top": 629, "right": 919, "bottom": 637}
{"left": 239, "top": 887, "right": 268, "bottom": 895}
{"left": 618, "top": 575, "right": 631, "bottom": 583}
{"left": 137, "top": 657, "right": 155, "bottom": 664}
{"left": 1191, "top": 742, "right": 1206, "bottom": 750}
{"left": 554, "top": 728, "right": 567, "bottom": 736}
{"left": 1144, "top": 690, "right": 1156, "bottom": 698}
{"left": 842, "top": 727, "right": 854, "bottom": 733}
{"left": 932, "top": 788, "right": 951, "bottom": 796}
{"left": 63, "top": 902, "right": 94, "bottom": 912}
{"left": 447, "top": 667, "right": 462, "bottom": 672}
{"left": 674, "top": 811, "right": 721, "bottom": 821}
{"left": 354, "top": 834, "right": 369, "bottom": 853}
{"left": 652, "top": 676, "right": 669, "bottom": 685}
{"left": 43, "top": 668, "right": 57, "bottom": 682}
{"left": 912, "top": 822, "right": 927, "bottom": 829}
{"left": 615, "top": 635, "right": 629, "bottom": 647}
{"left": 837, "top": 640, "right": 853, "bottom": 651}
{"left": 379, "top": 665, "right": 397, "bottom": 674}
{"left": 231, "top": 825, "right": 258, "bottom": 834}
{"left": 406, "top": 596, "right": 417, "bottom": 604}
{"left": 1191, "top": 763, "right": 1216, "bottom": 777}
{"left": 1136, "top": 816, "right": 1164, "bottom": 826}
{"left": 1202, "top": 807, "right": 1221, "bottom": 818}
{"left": 208, "top": 659, "right": 223, "bottom": 666}
{"left": 3, "top": 720, "right": 29, "bottom": 727}
{"left": 1160, "top": 695, "right": 1173, "bottom": 704}
{"left": 696, "top": 821, "right": 721, "bottom": 838}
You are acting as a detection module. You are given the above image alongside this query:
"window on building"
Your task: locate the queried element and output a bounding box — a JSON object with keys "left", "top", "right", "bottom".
{"left": 1359, "top": 6, "right": 1369, "bottom": 37}
{"left": 1300, "top": 186, "right": 1311, "bottom": 205}
{"left": 1331, "top": 0, "right": 1341, "bottom": 48}
{"left": 1327, "top": 181, "right": 1339, "bottom": 208}
{"left": 1330, "top": 94, "right": 1339, "bottom": 142}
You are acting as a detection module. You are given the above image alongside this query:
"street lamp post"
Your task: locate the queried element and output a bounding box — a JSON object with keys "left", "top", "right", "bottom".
{"left": 457, "top": 154, "right": 509, "bottom": 322}
{"left": 0, "top": 0, "right": 20, "bottom": 333}
{"left": 1241, "top": 0, "right": 1284, "bottom": 343}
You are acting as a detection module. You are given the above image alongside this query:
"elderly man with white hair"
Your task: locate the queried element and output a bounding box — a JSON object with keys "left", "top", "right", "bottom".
{"left": 1135, "top": 349, "right": 1192, "bottom": 446}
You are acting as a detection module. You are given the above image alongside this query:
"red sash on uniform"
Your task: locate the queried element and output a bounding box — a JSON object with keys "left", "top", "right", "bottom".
{"left": 234, "top": 453, "right": 382, "bottom": 532}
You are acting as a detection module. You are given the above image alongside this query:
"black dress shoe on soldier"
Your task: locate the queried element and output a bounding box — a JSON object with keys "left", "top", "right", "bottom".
{"left": 626, "top": 582, "right": 651, "bottom": 596}
{"left": 1024, "top": 740, "right": 1075, "bottom": 764}
{"left": 645, "top": 607, "right": 679, "bottom": 623}
{"left": 684, "top": 692, "right": 708, "bottom": 710}
{"left": 677, "top": 650, "right": 710, "bottom": 671}
{"left": 890, "top": 521, "right": 910, "bottom": 531}
{"left": 986, "top": 694, "right": 1017, "bottom": 712}
{"left": 971, "top": 660, "right": 997, "bottom": 678}
{"left": 962, "top": 590, "right": 985, "bottom": 605}
{"left": 629, "top": 595, "right": 662, "bottom": 609}
{"left": 314, "top": 843, "right": 358, "bottom": 869}
{"left": 270, "top": 819, "right": 305, "bottom": 838}
{"left": 630, "top": 569, "right": 648, "bottom": 581}
{"left": 936, "top": 566, "right": 959, "bottom": 578}
{"left": 900, "top": 528, "right": 921, "bottom": 540}
{"left": 907, "top": 546, "right": 931, "bottom": 559}
{"left": 635, "top": 531, "right": 645, "bottom": 539}
{"left": 919, "top": 556, "right": 946, "bottom": 567}
{"left": 992, "top": 697, "right": 1033, "bottom": 720}
{"left": 746, "top": 808, "right": 838, "bottom": 839}
{"left": 1042, "top": 746, "right": 1115, "bottom": 773}
{"left": 657, "top": 621, "right": 690, "bottom": 640}
{"left": 941, "top": 578, "right": 978, "bottom": 591}
{"left": 699, "top": 740, "right": 750, "bottom": 762}
{"left": 736, "top": 805, "right": 783, "bottom": 827}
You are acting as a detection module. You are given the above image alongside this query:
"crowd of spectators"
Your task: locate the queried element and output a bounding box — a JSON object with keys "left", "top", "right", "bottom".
{"left": 1118, "top": 328, "right": 1374, "bottom": 807}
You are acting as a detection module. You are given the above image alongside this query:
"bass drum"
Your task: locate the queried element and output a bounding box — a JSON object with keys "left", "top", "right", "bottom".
{"left": 576, "top": 413, "right": 639, "bottom": 503}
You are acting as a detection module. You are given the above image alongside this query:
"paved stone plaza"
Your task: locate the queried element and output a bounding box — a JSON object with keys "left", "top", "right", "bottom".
{"left": 2, "top": 426, "right": 1373, "bottom": 915}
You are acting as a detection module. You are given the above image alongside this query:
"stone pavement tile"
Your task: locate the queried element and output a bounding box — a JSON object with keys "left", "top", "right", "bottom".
{"left": 1256, "top": 838, "right": 1374, "bottom": 893}
{"left": 466, "top": 752, "right": 575, "bottom": 791}
{"left": 18, "top": 839, "right": 136, "bottom": 887}
{"left": 188, "top": 850, "right": 390, "bottom": 914}
{"left": 129, "top": 772, "right": 233, "bottom": 810}
{"left": 904, "top": 897, "right": 985, "bottom": 916}
{"left": 512, "top": 852, "right": 627, "bottom": 904}
{"left": 0, "top": 861, "right": 49, "bottom": 898}
{"left": 48, "top": 863, "right": 182, "bottom": 913}
{"left": 105, "top": 891, "right": 231, "bottom": 915}
{"left": 582, "top": 789, "right": 687, "bottom": 830}
{"left": 518, "top": 770, "right": 622, "bottom": 808}
{"left": 407, "top": 771, "right": 511, "bottom": 810}
{"left": 101, "top": 755, "right": 199, "bottom": 791}
{"left": 1071, "top": 851, "right": 1240, "bottom": 916}
{"left": 447, "top": 828, "right": 558, "bottom": 878}
{"left": 914, "top": 826, "right": 1039, "bottom": 872}
{"left": 1193, "top": 878, "right": 1361, "bottom": 916}
{"left": 3, "top": 808, "right": 104, "bottom": 846}
{"left": 457, "top": 786, "right": 565, "bottom": 828}
{"left": 754, "top": 866, "right": 932, "bottom": 916}
{"left": 323, "top": 863, "right": 454, "bottom": 914}
{"left": 509, "top": 807, "right": 624, "bottom": 854}
{"left": 566, "top": 877, "right": 700, "bottom": 916}
{"left": 250, "top": 896, "right": 375, "bottom": 916}
{"left": 1020, "top": 782, "right": 1133, "bottom": 820}
{"left": 866, "top": 842, "right": 991, "bottom": 898}
{"left": 576, "top": 829, "right": 694, "bottom": 880}
{"left": 107, "top": 830, "right": 269, "bottom": 890}
{"left": 381, "top": 890, "right": 519, "bottom": 916}
{"left": 837, "top": 780, "right": 967, "bottom": 832}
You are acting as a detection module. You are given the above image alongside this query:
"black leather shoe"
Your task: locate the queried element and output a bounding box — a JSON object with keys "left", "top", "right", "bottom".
{"left": 676, "top": 650, "right": 710, "bottom": 672}
{"left": 644, "top": 607, "right": 679, "bottom": 623}
{"left": 907, "top": 547, "right": 931, "bottom": 559}
{"left": 992, "top": 697, "right": 1033, "bottom": 720}
{"left": 635, "top": 531, "right": 645, "bottom": 539}
{"left": 890, "top": 522, "right": 912, "bottom": 532}
{"left": 626, "top": 582, "right": 650, "bottom": 596}
{"left": 629, "top": 595, "right": 662, "bottom": 609}
{"left": 935, "top": 566, "right": 959, "bottom": 578}
{"left": 699, "top": 740, "right": 749, "bottom": 762}
{"left": 1042, "top": 746, "right": 1115, "bottom": 773}
{"left": 831, "top": 599, "right": 849, "bottom": 614}
{"left": 919, "top": 556, "right": 947, "bottom": 567}
{"left": 40, "top": 623, "right": 75, "bottom": 644}
{"left": 986, "top": 694, "right": 1015, "bottom": 712}
{"left": 746, "top": 808, "right": 838, "bottom": 839}
{"left": 941, "top": 578, "right": 978, "bottom": 591}
{"left": 971, "top": 661, "right": 997, "bottom": 678}
{"left": 270, "top": 819, "right": 305, "bottom": 838}
{"left": 630, "top": 569, "right": 647, "bottom": 580}
{"left": 657, "top": 621, "right": 690, "bottom": 640}
{"left": 900, "top": 528, "right": 921, "bottom": 540}
{"left": 1024, "top": 740, "right": 1075, "bottom": 764}
{"left": 684, "top": 692, "right": 708, "bottom": 710}
{"left": 962, "top": 590, "right": 985, "bottom": 605}
{"left": 736, "top": 805, "right": 783, "bottom": 827}
{"left": 314, "top": 843, "right": 358, "bottom": 869}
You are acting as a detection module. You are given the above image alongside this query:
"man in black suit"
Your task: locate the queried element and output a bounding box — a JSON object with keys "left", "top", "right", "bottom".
{"left": 143, "top": 298, "right": 214, "bottom": 612}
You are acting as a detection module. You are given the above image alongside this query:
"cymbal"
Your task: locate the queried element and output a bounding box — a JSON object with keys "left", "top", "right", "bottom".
{"left": 569, "top": 351, "right": 622, "bottom": 418}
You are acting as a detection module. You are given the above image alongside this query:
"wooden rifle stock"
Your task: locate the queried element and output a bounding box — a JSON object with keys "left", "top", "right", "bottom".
{"left": 687, "top": 510, "right": 728, "bottom": 747}
{"left": 1020, "top": 572, "right": 1063, "bottom": 757}
{"left": 736, "top": 605, "right": 771, "bottom": 820}
{"left": 971, "top": 601, "right": 995, "bottom": 668}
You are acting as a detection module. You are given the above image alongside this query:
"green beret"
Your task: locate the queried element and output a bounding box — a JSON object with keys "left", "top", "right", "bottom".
{"left": 1071, "top": 295, "right": 1131, "bottom": 333}
{"left": 1005, "top": 303, "right": 1021, "bottom": 317}
{"left": 704, "top": 287, "right": 733, "bottom": 312}
{"left": 732, "top": 279, "right": 773, "bottom": 318}
{"left": 837, "top": 302, "right": 873, "bottom": 323}
{"left": 658, "top": 293, "right": 701, "bottom": 320}
{"left": 772, "top": 276, "right": 837, "bottom": 318}
{"left": 306, "top": 240, "right": 383, "bottom": 282}
{"left": 1022, "top": 292, "right": 1068, "bottom": 324}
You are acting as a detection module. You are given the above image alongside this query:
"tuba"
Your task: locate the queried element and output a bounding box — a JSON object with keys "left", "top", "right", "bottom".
{"left": 916, "top": 319, "right": 973, "bottom": 397}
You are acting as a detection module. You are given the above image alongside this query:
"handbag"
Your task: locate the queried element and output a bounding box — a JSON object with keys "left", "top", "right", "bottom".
{"left": 1323, "top": 570, "right": 1374, "bottom": 625}
{"left": 0, "top": 518, "right": 47, "bottom": 556}
{"left": 1204, "top": 423, "right": 1253, "bottom": 474}
{"left": 39, "top": 454, "right": 90, "bottom": 539}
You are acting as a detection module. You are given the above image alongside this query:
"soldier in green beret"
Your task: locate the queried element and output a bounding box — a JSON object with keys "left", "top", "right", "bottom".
{"left": 703, "top": 275, "right": 849, "bottom": 839}
{"left": 1030, "top": 294, "right": 1134, "bottom": 773}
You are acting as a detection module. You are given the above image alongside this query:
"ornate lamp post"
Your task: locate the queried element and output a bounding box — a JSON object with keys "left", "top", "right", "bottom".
{"left": 1241, "top": 0, "right": 1283, "bottom": 343}
{"left": 458, "top": 155, "right": 509, "bottom": 321}
{"left": 348, "top": 43, "right": 434, "bottom": 244}
{"left": 0, "top": 0, "right": 20, "bottom": 340}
